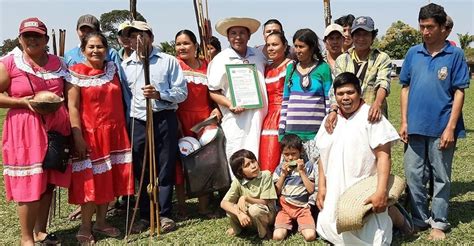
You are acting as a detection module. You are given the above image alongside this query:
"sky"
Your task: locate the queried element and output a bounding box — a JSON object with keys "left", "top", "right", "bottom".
{"left": 0, "top": 0, "right": 473, "bottom": 51}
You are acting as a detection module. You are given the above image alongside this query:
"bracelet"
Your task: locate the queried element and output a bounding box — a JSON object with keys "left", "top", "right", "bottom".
{"left": 328, "top": 107, "right": 338, "bottom": 114}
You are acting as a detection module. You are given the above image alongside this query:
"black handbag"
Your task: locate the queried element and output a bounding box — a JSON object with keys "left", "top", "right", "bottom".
{"left": 26, "top": 73, "right": 71, "bottom": 173}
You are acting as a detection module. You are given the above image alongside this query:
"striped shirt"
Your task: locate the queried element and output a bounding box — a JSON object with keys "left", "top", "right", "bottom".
{"left": 273, "top": 160, "right": 315, "bottom": 207}
{"left": 278, "top": 61, "right": 332, "bottom": 141}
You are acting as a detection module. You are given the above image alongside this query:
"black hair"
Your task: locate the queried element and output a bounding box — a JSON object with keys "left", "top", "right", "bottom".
{"left": 227, "top": 27, "right": 250, "bottom": 37}
{"left": 209, "top": 36, "right": 221, "bottom": 52}
{"left": 265, "top": 31, "right": 289, "bottom": 57}
{"left": 280, "top": 134, "right": 303, "bottom": 152}
{"left": 333, "top": 72, "right": 362, "bottom": 95}
{"left": 419, "top": 3, "right": 447, "bottom": 26}
{"left": 229, "top": 149, "right": 257, "bottom": 180}
{"left": 263, "top": 19, "right": 284, "bottom": 33}
{"left": 335, "top": 14, "right": 356, "bottom": 27}
{"left": 175, "top": 29, "right": 200, "bottom": 58}
{"left": 80, "top": 32, "right": 108, "bottom": 51}
{"left": 351, "top": 28, "right": 379, "bottom": 39}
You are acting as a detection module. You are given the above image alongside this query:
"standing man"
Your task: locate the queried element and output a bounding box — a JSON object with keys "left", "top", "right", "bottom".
{"left": 323, "top": 23, "right": 344, "bottom": 73}
{"left": 334, "top": 14, "right": 355, "bottom": 52}
{"left": 121, "top": 21, "right": 187, "bottom": 233}
{"left": 399, "top": 3, "right": 469, "bottom": 241}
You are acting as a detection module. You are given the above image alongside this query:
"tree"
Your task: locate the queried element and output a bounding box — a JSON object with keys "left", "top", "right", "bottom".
{"left": 100, "top": 10, "right": 146, "bottom": 50}
{"left": 0, "top": 38, "right": 20, "bottom": 56}
{"left": 378, "top": 21, "right": 422, "bottom": 59}
{"left": 158, "top": 41, "right": 176, "bottom": 56}
{"left": 457, "top": 33, "right": 474, "bottom": 51}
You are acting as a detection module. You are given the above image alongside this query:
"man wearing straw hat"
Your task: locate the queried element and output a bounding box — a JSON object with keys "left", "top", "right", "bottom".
{"left": 207, "top": 17, "right": 267, "bottom": 174}
{"left": 315, "top": 72, "right": 401, "bottom": 245}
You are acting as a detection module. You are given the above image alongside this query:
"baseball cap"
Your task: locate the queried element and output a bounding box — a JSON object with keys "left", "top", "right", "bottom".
{"left": 76, "top": 14, "right": 100, "bottom": 31}
{"left": 122, "top": 21, "right": 153, "bottom": 37}
{"left": 324, "top": 23, "right": 344, "bottom": 39}
{"left": 351, "top": 16, "right": 375, "bottom": 34}
{"left": 118, "top": 20, "right": 132, "bottom": 35}
{"left": 19, "top": 17, "right": 47, "bottom": 35}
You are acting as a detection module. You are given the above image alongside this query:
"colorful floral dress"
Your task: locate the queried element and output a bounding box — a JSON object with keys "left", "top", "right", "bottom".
{"left": 1, "top": 50, "right": 71, "bottom": 202}
{"left": 67, "top": 62, "right": 134, "bottom": 205}
{"left": 259, "top": 60, "right": 291, "bottom": 172}
{"left": 175, "top": 58, "right": 213, "bottom": 184}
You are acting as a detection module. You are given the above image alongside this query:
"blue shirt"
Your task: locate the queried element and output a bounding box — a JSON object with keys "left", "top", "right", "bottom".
{"left": 400, "top": 41, "right": 470, "bottom": 138}
{"left": 65, "top": 46, "right": 132, "bottom": 123}
{"left": 121, "top": 46, "right": 187, "bottom": 121}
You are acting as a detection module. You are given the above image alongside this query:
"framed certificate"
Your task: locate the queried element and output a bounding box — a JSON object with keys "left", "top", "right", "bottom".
{"left": 225, "top": 64, "right": 263, "bottom": 109}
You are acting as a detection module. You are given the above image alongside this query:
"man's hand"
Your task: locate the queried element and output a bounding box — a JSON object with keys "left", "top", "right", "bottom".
{"left": 368, "top": 102, "right": 382, "bottom": 123}
{"left": 324, "top": 111, "right": 338, "bottom": 134}
{"left": 237, "top": 211, "right": 252, "bottom": 227}
{"left": 316, "top": 188, "right": 326, "bottom": 210}
{"left": 142, "top": 84, "right": 161, "bottom": 100}
{"left": 364, "top": 191, "right": 388, "bottom": 213}
{"left": 439, "top": 127, "right": 455, "bottom": 149}
{"left": 399, "top": 122, "right": 408, "bottom": 144}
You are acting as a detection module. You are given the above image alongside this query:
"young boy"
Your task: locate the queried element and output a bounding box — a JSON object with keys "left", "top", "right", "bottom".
{"left": 273, "top": 134, "right": 317, "bottom": 241}
{"left": 220, "top": 149, "right": 277, "bottom": 239}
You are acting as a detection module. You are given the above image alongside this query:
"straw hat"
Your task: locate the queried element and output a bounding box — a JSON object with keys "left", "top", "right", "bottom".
{"left": 215, "top": 17, "right": 260, "bottom": 37}
{"left": 29, "top": 91, "right": 64, "bottom": 115}
{"left": 336, "top": 174, "right": 406, "bottom": 234}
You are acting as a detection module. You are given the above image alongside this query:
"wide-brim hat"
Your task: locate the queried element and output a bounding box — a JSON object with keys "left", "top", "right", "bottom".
{"left": 215, "top": 17, "right": 260, "bottom": 37}
{"left": 336, "top": 174, "right": 406, "bottom": 234}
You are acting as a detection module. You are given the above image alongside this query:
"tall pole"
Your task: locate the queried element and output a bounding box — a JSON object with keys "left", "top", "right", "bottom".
{"left": 323, "top": 0, "right": 332, "bottom": 27}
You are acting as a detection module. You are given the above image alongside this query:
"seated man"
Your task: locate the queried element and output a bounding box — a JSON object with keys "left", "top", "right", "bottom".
{"left": 315, "top": 72, "right": 400, "bottom": 245}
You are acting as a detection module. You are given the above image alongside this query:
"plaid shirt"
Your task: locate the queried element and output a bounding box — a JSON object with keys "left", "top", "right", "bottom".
{"left": 330, "top": 48, "right": 392, "bottom": 117}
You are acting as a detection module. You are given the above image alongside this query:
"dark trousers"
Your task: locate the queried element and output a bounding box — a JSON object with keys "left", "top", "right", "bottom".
{"left": 132, "top": 110, "right": 178, "bottom": 219}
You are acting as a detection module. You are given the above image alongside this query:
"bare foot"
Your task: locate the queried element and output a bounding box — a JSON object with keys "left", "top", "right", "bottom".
{"left": 428, "top": 228, "right": 446, "bottom": 241}
{"left": 226, "top": 228, "right": 236, "bottom": 236}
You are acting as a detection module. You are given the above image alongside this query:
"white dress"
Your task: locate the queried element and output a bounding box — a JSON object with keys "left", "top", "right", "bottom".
{"left": 207, "top": 47, "right": 268, "bottom": 168}
{"left": 315, "top": 104, "right": 399, "bottom": 245}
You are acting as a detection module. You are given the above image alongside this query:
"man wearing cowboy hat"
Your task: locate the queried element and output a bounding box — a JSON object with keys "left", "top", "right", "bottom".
{"left": 121, "top": 21, "right": 187, "bottom": 233}
{"left": 207, "top": 17, "right": 268, "bottom": 174}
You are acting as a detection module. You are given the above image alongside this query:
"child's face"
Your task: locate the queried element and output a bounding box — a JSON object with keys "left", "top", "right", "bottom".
{"left": 242, "top": 157, "right": 260, "bottom": 179}
{"left": 282, "top": 147, "right": 301, "bottom": 162}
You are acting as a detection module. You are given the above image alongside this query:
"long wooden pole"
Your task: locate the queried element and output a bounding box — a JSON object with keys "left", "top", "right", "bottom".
{"left": 323, "top": 0, "right": 332, "bottom": 27}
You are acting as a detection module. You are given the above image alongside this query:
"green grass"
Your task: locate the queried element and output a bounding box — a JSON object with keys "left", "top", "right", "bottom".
{"left": 0, "top": 80, "right": 473, "bottom": 245}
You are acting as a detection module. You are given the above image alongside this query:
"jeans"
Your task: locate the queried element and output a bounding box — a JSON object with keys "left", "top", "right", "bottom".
{"left": 404, "top": 134, "right": 455, "bottom": 231}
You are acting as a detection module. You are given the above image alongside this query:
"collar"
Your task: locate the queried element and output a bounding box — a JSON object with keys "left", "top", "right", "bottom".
{"left": 349, "top": 47, "right": 379, "bottom": 63}
{"left": 417, "top": 40, "right": 454, "bottom": 56}
{"left": 126, "top": 46, "right": 161, "bottom": 64}
{"left": 240, "top": 171, "right": 262, "bottom": 185}
{"left": 227, "top": 46, "right": 255, "bottom": 61}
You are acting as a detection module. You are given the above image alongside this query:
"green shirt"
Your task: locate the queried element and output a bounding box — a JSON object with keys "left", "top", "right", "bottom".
{"left": 223, "top": 170, "right": 277, "bottom": 207}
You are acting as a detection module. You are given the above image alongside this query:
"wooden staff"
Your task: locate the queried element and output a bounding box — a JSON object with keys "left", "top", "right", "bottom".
{"left": 323, "top": 0, "right": 332, "bottom": 27}
{"left": 59, "top": 29, "right": 66, "bottom": 57}
{"left": 193, "top": 0, "right": 212, "bottom": 61}
{"left": 130, "top": 0, "right": 137, "bottom": 21}
{"left": 52, "top": 30, "right": 57, "bottom": 56}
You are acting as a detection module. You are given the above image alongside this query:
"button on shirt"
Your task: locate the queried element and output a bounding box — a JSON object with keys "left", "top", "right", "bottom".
{"left": 121, "top": 47, "right": 187, "bottom": 121}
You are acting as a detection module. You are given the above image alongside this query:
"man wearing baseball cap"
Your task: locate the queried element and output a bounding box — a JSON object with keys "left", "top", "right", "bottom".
{"left": 121, "top": 21, "right": 187, "bottom": 234}
{"left": 323, "top": 23, "right": 344, "bottom": 73}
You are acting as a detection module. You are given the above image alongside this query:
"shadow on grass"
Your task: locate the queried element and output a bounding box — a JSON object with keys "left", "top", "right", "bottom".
{"left": 449, "top": 200, "right": 474, "bottom": 227}
{"left": 451, "top": 181, "right": 474, "bottom": 197}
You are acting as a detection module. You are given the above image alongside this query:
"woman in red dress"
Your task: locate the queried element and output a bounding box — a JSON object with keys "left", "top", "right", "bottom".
{"left": 174, "top": 30, "right": 221, "bottom": 217}
{"left": 259, "top": 31, "right": 292, "bottom": 172}
{"left": 66, "top": 32, "right": 134, "bottom": 244}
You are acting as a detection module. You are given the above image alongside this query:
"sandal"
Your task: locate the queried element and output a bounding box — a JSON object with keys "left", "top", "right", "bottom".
{"left": 131, "top": 219, "right": 150, "bottom": 234}
{"left": 92, "top": 225, "right": 121, "bottom": 238}
{"left": 160, "top": 217, "right": 176, "bottom": 233}
{"left": 76, "top": 232, "right": 95, "bottom": 245}
{"left": 35, "top": 233, "right": 60, "bottom": 245}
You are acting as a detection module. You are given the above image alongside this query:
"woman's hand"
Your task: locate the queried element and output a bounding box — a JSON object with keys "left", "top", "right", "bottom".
{"left": 229, "top": 105, "right": 245, "bottom": 114}
{"left": 73, "top": 135, "right": 90, "bottom": 160}
{"left": 142, "top": 85, "right": 161, "bottom": 100}
{"left": 324, "top": 111, "right": 338, "bottom": 134}
{"left": 21, "top": 96, "right": 36, "bottom": 112}
{"left": 364, "top": 190, "right": 388, "bottom": 213}
{"left": 210, "top": 108, "right": 222, "bottom": 121}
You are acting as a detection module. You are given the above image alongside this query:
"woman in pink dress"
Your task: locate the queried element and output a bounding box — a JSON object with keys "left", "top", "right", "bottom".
{"left": 66, "top": 32, "right": 134, "bottom": 244}
{"left": 174, "top": 29, "right": 221, "bottom": 217}
{"left": 0, "top": 17, "right": 70, "bottom": 245}
{"left": 259, "top": 31, "right": 292, "bottom": 172}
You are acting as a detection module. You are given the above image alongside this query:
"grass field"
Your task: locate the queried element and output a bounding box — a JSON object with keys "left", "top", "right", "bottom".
{"left": 0, "top": 80, "right": 472, "bottom": 245}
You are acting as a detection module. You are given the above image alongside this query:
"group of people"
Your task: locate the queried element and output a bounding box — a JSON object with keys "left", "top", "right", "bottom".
{"left": 0, "top": 2, "right": 469, "bottom": 245}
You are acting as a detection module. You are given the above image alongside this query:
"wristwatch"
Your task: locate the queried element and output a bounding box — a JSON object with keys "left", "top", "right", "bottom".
{"left": 328, "top": 107, "right": 338, "bottom": 114}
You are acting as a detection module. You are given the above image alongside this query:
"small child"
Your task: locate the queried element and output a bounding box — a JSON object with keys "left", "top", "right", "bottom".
{"left": 220, "top": 149, "right": 278, "bottom": 239}
{"left": 273, "top": 134, "right": 317, "bottom": 241}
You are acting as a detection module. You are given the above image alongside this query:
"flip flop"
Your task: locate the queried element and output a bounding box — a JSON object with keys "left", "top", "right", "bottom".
{"left": 35, "top": 233, "right": 60, "bottom": 245}
{"left": 92, "top": 225, "right": 121, "bottom": 238}
{"left": 160, "top": 217, "right": 176, "bottom": 233}
{"left": 75, "top": 233, "right": 95, "bottom": 245}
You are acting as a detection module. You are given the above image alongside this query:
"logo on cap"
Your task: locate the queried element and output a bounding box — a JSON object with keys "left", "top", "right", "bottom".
{"left": 356, "top": 17, "right": 367, "bottom": 25}
{"left": 24, "top": 21, "right": 39, "bottom": 28}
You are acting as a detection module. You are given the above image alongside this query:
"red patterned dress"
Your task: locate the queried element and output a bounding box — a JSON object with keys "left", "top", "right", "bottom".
{"left": 67, "top": 62, "right": 134, "bottom": 205}
{"left": 259, "top": 59, "right": 292, "bottom": 172}
{"left": 175, "top": 58, "right": 213, "bottom": 184}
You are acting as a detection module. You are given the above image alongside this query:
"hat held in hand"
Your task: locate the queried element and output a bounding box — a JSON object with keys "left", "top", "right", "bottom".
{"left": 336, "top": 174, "right": 406, "bottom": 234}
